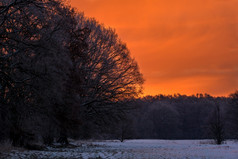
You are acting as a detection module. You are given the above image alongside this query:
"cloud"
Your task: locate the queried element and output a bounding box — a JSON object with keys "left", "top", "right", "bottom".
{"left": 70, "top": 0, "right": 238, "bottom": 96}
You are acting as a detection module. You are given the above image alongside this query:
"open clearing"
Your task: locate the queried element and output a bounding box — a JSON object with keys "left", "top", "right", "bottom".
{"left": 1, "top": 140, "right": 238, "bottom": 159}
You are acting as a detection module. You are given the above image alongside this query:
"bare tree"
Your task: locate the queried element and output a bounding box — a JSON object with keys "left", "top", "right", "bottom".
{"left": 209, "top": 103, "right": 225, "bottom": 144}
{"left": 1, "top": 0, "right": 144, "bottom": 144}
{"left": 71, "top": 15, "right": 144, "bottom": 129}
{"left": 0, "top": 0, "right": 83, "bottom": 146}
{"left": 227, "top": 91, "right": 238, "bottom": 138}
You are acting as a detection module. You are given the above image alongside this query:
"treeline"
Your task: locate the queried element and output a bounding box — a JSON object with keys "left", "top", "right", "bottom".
{"left": 0, "top": 0, "right": 143, "bottom": 147}
{"left": 119, "top": 92, "right": 238, "bottom": 143}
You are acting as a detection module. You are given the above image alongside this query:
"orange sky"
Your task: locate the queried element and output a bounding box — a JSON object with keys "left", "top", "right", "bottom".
{"left": 70, "top": 0, "right": 238, "bottom": 96}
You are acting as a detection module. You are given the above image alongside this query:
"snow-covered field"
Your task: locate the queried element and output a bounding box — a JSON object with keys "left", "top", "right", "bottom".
{"left": 1, "top": 140, "right": 238, "bottom": 159}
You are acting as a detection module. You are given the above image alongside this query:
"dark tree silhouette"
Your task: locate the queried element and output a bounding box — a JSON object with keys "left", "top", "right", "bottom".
{"left": 0, "top": 0, "right": 144, "bottom": 146}
{"left": 209, "top": 103, "right": 225, "bottom": 144}
{"left": 0, "top": 0, "right": 84, "bottom": 146}
{"left": 227, "top": 91, "right": 238, "bottom": 138}
{"left": 69, "top": 15, "right": 144, "bottom": 137}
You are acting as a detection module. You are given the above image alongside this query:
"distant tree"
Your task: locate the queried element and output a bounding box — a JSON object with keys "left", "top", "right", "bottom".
{"left": 209, "top": 103, "right": 225, "bottom": 144}
{"left": 130, "top": 94, "right": 229, "bottom": 140}
{"left": 227, "top": 91, "right": 238, "bottom": 138}
{"left": 117, "top": 118, "right": 133, "bottom": 142}
{"left": 150, "top": 103, "right": 180, "bottom": 139}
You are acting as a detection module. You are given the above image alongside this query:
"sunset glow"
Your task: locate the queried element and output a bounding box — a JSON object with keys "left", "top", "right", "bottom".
{"left": 70, "top": 0, "right": 238, "bottom": 96}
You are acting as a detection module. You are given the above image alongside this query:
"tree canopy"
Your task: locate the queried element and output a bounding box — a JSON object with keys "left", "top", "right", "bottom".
{"left": 0, "top": 0, "right": 144, "bottom": 146}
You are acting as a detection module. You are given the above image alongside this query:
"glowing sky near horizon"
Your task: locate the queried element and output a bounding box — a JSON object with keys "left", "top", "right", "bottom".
{"left": 70, "top": 0, "right": 238, "bottom": 96}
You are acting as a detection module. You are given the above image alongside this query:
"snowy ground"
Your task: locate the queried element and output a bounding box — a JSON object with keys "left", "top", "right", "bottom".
{"left": 1, "top": 140, "right": 238, "bottom": 159}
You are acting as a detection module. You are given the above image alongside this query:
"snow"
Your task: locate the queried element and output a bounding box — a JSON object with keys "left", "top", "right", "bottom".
{"left": 1, "top": 140, "right": 238, "bottom": 159}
